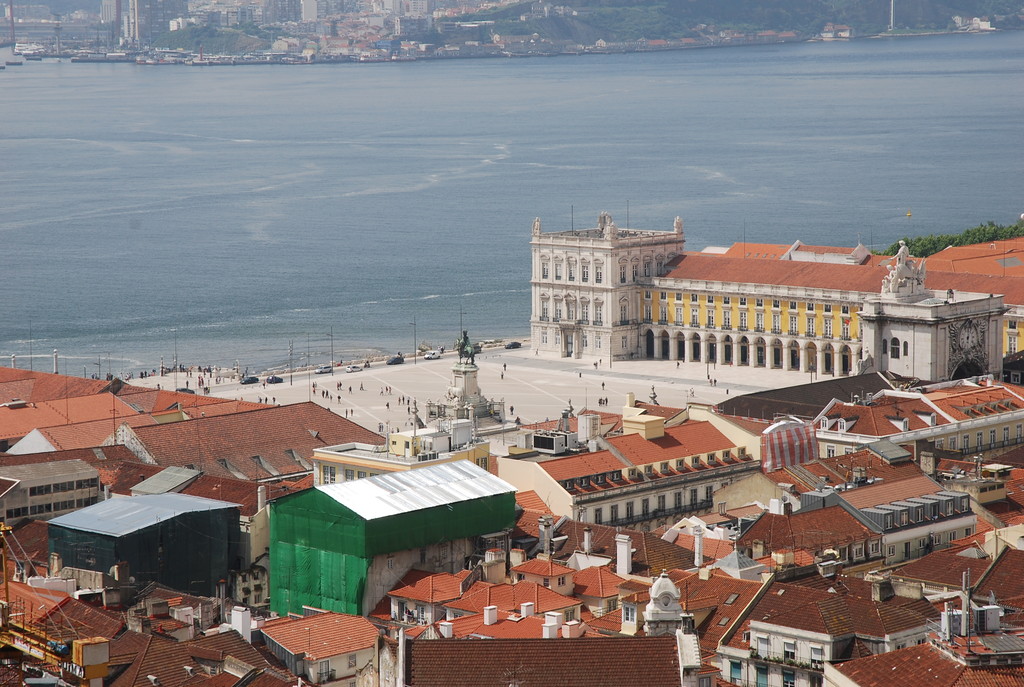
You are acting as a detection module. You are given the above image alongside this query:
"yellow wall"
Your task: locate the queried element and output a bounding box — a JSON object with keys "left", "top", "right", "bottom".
{"left": 662, "top": 291, "right": 860, "bottom": 339}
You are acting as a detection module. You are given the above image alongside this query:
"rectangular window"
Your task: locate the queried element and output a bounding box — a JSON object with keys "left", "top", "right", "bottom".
{"left": 691, "top": 310, "right": 699, "bottom": 327}
{"left": 772, "top": 299, "right": 780, "bottom": 308}
{"left": 675, "top": 306, "right": 683, "bottom": 323}
{"left": 568, "top": 264, "right": 575, "bottom": 281}
{"left": 755, "top": 298, "right": 764, "bottom": 307}
{"left": 620, "top": 265, "right": 627, "bottom": 284}
{"left": 782, "top": 670, "right": 795, "bottom": 687}
{"left": 723, "top": 310, "right": 731, "bottom": 328}
{"left": 581, "top": 264, "right": 589, "bottom": 282}
{"left": 784, "top": 642, "right": 796, "bottom": 661}
{"left": 790, "top": 315, "right": 798, "bottom": 334}
{"left": 555, "top": 263, "right": 562, "bottom": 280}
{"left": 595, "top": 266, "right": 603, "bottom": 283}
{"left": 641, "top": 498, "right": 650, "bottom": 515}
{"left": 610, "top": 504, "right": 619, "bottom": 521}
{"left": 824, "top": 318, "right": 833, "bottom": 338}
{"left": 625, "top": 501, "right": 634, "bottom": 518}
{"left": 772, "top": 313, "right": 781, "bottom": 333}
{"left": 755, "top": 666, "right": 768, "bottom": 687}
{"left": 344, "top": 469, "right": 355, "bottom": 481}
{"left": 321, "top": 465, "right": 337, "bottom": 484}
{"left": 706, "top": 311, "right": 715, "bottom": 328}
{"left": 541, "top": 263, "right": 549, "bottom": 279}
{"left": 594, "top": 507, "right": 603, "bottom": 524}
{"left": 807, "top": 317, "right": 816, "bottom": 337}
{"left": 740, "top": 311, "right": 748, "bottom": 330}
{"left": 755, "top": 312, "right": 764, "bottom": 331}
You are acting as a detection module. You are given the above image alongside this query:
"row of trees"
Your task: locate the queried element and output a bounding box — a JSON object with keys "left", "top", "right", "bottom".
{"left": 881, "top": 220, "right": 1024, "bottom": 258}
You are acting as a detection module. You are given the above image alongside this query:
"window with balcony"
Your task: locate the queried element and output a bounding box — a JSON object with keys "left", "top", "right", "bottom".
{"left": 824, "top": 319, "right": 833, "bottom": 338}
{"left": 755, "top": 313, "right": 764, "bottom": 331}
{"left": 691, "top": 310, "right": 699, "bottom": 327}
{"left": 706, "top": 311, "right": 715, "bottom": 328}
{"left": 723, "top": 311, "right": 731, "bottom": 328}
{"left": 644, "top": 262, "right": 651, "bottom": 277}
{"left": 790, "top": 315, "right": 798, "bottom": 334}
{"left": 568, "top": 264, "right": 575, "bottom": 281}
{"left": 554, "top": 263, "right": 562, "bottom": 280}
{"left": 541, "top": 263, "right": 549, "bottom": 279}
{"left": 740, "top": 312, "right": 748, "bottom": 330}
{"left": 807, "top": 317, "right": 816, "bottom": 337}
{"left": 632, "top": 264, "right": 638, "bottom": 281}
{"left": 595, "top": 266, "right": 603, "bottom": 283}
{"left": 675, "top": 307, "right": 683, "bottom": 323}
{"left": 581, "top": 264, "right": 589, "bottom": 282}
{"left": 620, "top": 265, "right": 627, "bottom": 284}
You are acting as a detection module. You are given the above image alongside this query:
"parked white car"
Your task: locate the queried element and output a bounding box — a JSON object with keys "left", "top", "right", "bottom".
{"left": 424, "top": 350, "right": 442, "bottom": 360}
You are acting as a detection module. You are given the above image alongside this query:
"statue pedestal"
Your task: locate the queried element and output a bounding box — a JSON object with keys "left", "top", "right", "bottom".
{"left": 427, "top": 361, "right": 503, "bottom": 421}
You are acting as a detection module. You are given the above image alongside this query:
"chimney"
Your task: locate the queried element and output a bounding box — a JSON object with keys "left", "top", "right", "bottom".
{"left": 699, "top": 567, "right": 712, "bottom": 581}
{"left": 183, "top": 667, "right": 195, "bottom": 678}
{"left": 626, "top": 392, "right": 636, "bottom": 408}
{"left": 146, "top": 676, "right": 160, "bottom": 686}
{"left": 542, "top": 618, "right": 559, "bottom": 639}
{"left": 257, "top": 485, "right": 267, "bottom": 512}
{"left": 718, "top": 502, "right": 727, "bottom": 515}
{"left": 871, "top": 578, "right": 894, "bottom": 602}
{"left": 615, "top": 533, "right": 633, "bottom": 576}
{"left": 693, "top": 525, "right": 704, "bottom": 568}
{"left": 769, "top": 498, "right": 783, "bottom": 515}
{"left": 509, "top": 548, "right": 526, "bottom": 568}
{"left": 583, "top": 527, "right": 592, "bottom": 555}
{"left": 561, "top": 620, "right": 584, "bottom": 638}
{"left": 920, "top": 451, "right": 936, "bottom": 476}
{"left": 545, "top": 611, "right": 561, "bottom": 626}
{"left": 483, "top": 605, "right": 498, "bottom": 626}
{"left": 520, "top": 602, "right": 534, "bottom": 617}
{"left": 438, "top": 621, "right": 453, "bottom": 638}
{"left": 49, "top": 552, "right": 62, "bottom": 575}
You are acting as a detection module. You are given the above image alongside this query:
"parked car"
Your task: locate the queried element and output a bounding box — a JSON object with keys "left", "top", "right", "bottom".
{"left": 345, "top": 365, "right": 361, "bottom": 373}
{"left": 266, "top": 375, "right": 284, "bottom": 384}
{"left": 176, "top": 387, "right": 196, "bottom": 394}
{"left": 240, "top": 376, "right": 259, "bottom": 385}
{"left": 386, "top": 355, "right": 404, "bottom": 366}
{"left": 424, "top": 350, "right": 441, "bottom": 360}
{"left": 504, "top": 341, "right": 522, "bottom": 349}
{"left": 314, "top": 365, "right": 332, "bottom": 374}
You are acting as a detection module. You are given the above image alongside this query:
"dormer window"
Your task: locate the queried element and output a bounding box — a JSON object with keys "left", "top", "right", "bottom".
{"left": 661, "top": 462, "right": 669, "bottom": 472}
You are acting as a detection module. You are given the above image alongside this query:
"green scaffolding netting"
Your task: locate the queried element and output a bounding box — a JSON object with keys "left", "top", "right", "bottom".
{"left": 270, "top": 488, "right": 515, "bottom": 615}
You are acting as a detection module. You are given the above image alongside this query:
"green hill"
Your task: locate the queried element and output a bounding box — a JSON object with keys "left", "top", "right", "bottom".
{"left": 468, "top": 0, "right": 1024, "bottom": 41}
{"left": 151, "top": 26, "right": 271, "bottom": 54}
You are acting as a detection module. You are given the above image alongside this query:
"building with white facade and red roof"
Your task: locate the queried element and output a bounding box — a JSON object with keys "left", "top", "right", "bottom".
{"left": 531, "top": 215, "right": 1015, "bottom": 383}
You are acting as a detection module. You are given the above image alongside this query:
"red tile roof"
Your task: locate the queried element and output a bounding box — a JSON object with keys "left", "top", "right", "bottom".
{"left": 0, "top": 393, "right": 142, "bottom": 441}
{"left": 573, "top": 566, "right": 626, "bottom": 598}
{"left": 0, "top": 368, "right": 111, "bottom": 404}
{"left": 261, "top": 612, "right": 379, "bottom": 661}
{"left": 840, "top": 474, "right": 945, "bottom": 509}
{"left": 388, "top": 569, "right": 471, "bottom": 604}
{"left": 891, "top": 546, "right": 992, "bottom": 589}
{"left": 408, "top": 636, "right": 682, "bottom": 687}
{"left": 515, "top": 490, "right": 552, "bottom": 513}
{"left": 829, "top": 641, "right": 1024, "bottom": 687}
{"left": 122, "top": 402, "right": 382, "bottom": 481}
{"left": 511, "top": 558, "right": 575, "bottom": 578}
{"left": 447, "top": 581, "right": 578, "bottom": 615}
{"left": 738, "top": 505, "right": 875, "bottom": 553}
{"left": 664, "top": 252, "right": 1024, "bottom": 307}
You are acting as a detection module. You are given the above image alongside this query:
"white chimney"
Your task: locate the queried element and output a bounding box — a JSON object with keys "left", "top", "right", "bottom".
{"left": 542, "top": 620, "right": 559, "bottom": 639}
{"left": 561, "top": 620, "right": 584, "bottom": 638}
{"left": 520, "top": 602, "right": 534, "bottom": 617}
{"left": 693, "top": 525, "right": 704, "bottom": 568}
{"left": 53, "top": 349, "right": 58, "bottom": 374}
{"left": 483, "top": 605, "right": 498, "bottom": 626}
{"left": 583, "top": 527, "right": 593, "bottom": 555}
{"left": 438, "top": 621, "right": 453, "bottom": 638}
{"left": 257, "top": 485, "right": 267, "bottom": 512}
{"left": 769, "top": 498, "right": 783, "bottom": 515}
{"left": 545, "top": 611, "right": 561, "bottom": 626}
{"left": 230, "top": 606, "right": 252, "bottom": 643}
{"left": 615, "top": 533, "right": 633, "bottom": 576}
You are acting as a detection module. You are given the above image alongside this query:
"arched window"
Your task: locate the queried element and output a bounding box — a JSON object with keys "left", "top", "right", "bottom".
{"left": 890, "top": 338, "right": 901, "bottom": 359}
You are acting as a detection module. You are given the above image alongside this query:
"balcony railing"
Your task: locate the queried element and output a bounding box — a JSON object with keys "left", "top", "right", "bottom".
{"left": 603, "top": 499, "right": 714, "bottom": 527}
{"left": 539, "top": 316, "right": 549, "bottom": 322}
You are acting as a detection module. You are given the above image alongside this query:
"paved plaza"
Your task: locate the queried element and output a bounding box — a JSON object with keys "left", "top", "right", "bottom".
{"left": 134, "top": 344, "right": 815, "bottom": 437}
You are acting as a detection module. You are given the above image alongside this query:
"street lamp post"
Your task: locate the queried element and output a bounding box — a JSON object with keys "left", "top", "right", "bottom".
{"left": 410, "top": 317, "right": 416, "bottom": 365}
{"left": 330, "top": 325, "right": 335, "bottom": 375}
{"left": 289, "top": 340, "right": 294, "bottom": 385}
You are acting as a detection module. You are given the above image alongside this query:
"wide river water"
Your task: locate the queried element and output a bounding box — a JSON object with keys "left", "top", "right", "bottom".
{"left": 2, "top": 32, "right": 1023, "bottom": 375}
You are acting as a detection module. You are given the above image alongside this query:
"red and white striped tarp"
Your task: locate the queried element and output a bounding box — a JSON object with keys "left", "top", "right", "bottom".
{"left": 760, "top": 419, "right": 817, "bottom": 471}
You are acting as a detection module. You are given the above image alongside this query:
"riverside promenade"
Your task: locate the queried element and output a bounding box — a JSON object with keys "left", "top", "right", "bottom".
{"left": 132, "top": 344, "right": 808, "bottom": 436}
